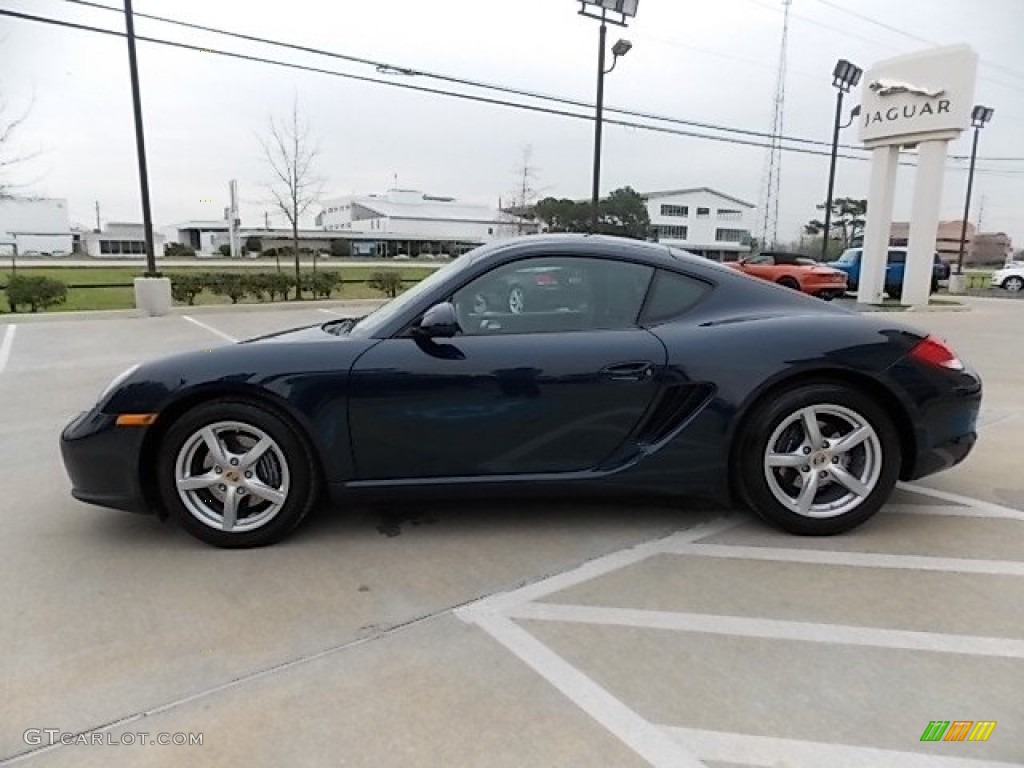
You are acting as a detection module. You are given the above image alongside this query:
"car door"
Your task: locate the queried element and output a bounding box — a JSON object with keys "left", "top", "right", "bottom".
{"left": 347, "top": 255, "right": 666, "bottom": 480}
{"left": 885, "top": 249, "right": 906, "bottom": 287}
{"left": 739, "top": 253, "right": 775, "bottom": 280}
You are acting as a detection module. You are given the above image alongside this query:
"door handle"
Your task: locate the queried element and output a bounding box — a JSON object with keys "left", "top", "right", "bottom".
{"left": 601, "top": 361, "right": 654, "bottom": 382}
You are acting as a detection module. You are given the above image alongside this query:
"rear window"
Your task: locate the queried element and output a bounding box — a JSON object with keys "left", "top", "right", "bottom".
{"left": 640, "top": 269, "right": 710, "bottom": 324}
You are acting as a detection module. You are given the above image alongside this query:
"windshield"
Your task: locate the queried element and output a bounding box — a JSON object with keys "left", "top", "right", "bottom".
{"left": 835, "top": 249, "right": 861, "bottom": 264}
{"left": 348, "top": 255, "right": 472, "bottom": 338}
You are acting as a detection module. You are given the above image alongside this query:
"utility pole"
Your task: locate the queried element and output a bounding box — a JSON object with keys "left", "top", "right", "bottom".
{"left": 228, "top": 179, "right": 240, "bottom": 258}
{"left": 264, "top": 211, "right": 270, "bottom": 229}
{"left": 122, "top": 0, "right": 158, "bottom": 276}
{"left": 94, "top": 201, "right": 101, "bottom": 233}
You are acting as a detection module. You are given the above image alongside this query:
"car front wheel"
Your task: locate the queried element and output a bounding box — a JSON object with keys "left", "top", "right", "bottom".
{"left": 1004, "top": 276, "right": 1024, "bottom": 292}
{"left": 158, "top": 399, "right": 318, "bottom": 547}
{"left": 735, "top": 383, "right": 901, "bottom": 535}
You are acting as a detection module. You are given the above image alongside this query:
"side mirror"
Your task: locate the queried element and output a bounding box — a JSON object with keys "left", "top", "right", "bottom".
{"left": 416, "top": 302, "right": 460, "bottom": 339}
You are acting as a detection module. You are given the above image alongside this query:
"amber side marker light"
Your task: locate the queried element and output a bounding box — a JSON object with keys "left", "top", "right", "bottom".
{"left": 115, "top": 414, "right": 158, "bottom": 427}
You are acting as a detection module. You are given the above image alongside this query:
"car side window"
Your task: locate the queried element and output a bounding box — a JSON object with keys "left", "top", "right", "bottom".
{"left": 640, "top": 270, "right": 710, "bottom": 325}
{"left": 451, "top": 256, "right": 653, "bottom": 336}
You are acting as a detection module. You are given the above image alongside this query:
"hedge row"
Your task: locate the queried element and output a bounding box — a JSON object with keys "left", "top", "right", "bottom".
{"left": 169, "top": 270, "right": 406, "bottom": 304}
{"left": 2, "top": 270, "right": 408, "bottom": 312}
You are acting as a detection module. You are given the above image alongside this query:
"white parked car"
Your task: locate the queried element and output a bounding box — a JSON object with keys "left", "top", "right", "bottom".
{"left": 990, "top": 264, "right": 1024, "bottom": 292}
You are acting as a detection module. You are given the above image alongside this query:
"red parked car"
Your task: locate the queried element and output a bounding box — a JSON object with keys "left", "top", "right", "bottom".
{"left": 728, "top": 251, "right": 848, "bottom": 300}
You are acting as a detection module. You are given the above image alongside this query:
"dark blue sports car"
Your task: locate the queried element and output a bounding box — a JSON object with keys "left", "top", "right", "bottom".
{"left": 61, "top": 235, "right": 982, "bottom": 547}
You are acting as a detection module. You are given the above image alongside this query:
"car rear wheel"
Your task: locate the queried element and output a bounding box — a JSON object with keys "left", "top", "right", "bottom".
{"left": 157, "top": 400, "right": 318, "bottom": 548}
{"left": 735, "top": 383, "right": 900, "bottom": 535}
{"left": 1005, "top": 276, "right": 1024, "bottom": 292}
{"left": 777, "top": 277, "right": 800, "bottom": 290}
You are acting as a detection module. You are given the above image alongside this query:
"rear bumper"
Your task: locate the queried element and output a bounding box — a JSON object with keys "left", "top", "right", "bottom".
{"left": 60, "top": 410, "right": 152, "bottom": 514}
{"left": 888, "top": 363, "right": 983, "bottom": 481}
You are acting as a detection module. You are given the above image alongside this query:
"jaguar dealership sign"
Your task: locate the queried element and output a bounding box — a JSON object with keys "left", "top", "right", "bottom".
{"left": 859, "top": 45, "right": 977, "bottom": 147}
{"left": 855, "top": 45, "right": 979, "bottom": 308}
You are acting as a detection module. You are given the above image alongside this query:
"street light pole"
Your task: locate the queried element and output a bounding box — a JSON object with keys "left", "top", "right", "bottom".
{"left": 123, "top": 0, "right": 157, "bottom": 276}
{"left": 579, "top": 1, "right": 637, "bottom": 233}
{"left": 591, "top": 13, "right": 608, "bottom": 233}
{"left": 955, "top": 106, "right": 993, "bottom": 276}
{"left": 821, "top": 59, "right": 862, "bottom": 262}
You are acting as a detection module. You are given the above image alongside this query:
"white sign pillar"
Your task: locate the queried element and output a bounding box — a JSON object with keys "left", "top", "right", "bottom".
{"left": 858, "top": 146, "right": 900, "bottom": 304}
{"left": 856, "top": 45, "right": 978, "bottom": 307}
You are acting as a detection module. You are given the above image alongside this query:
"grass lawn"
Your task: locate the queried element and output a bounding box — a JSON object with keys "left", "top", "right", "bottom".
{"left": 0, "top": 265, "right": 427, "bottom": 313}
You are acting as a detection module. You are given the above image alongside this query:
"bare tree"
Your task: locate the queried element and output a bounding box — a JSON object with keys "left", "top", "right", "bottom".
{"left": 510, "top": 144, "right": 539, "bottom": 235}
{"left": 259, "top": 99, "right": 324, "bottom": 299}
{"left": 0, "top": 90, "right": 36, "bottom": 200}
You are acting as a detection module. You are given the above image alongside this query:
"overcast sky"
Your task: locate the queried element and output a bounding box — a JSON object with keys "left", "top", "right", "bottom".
{"left": 2, "top": 0, "right": 1023, "bottom": 245}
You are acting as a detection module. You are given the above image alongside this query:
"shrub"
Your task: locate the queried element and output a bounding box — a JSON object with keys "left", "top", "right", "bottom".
{"left": 248, "top": 272, "right": 294, "bottom": 302}
{"left": 207, "top": 272, "right": 247, "bottom": 304}
{"left": 302, "top": 270, "right": 341, "bottom": 299}
{"left": 330, "top": 239, "right": 351, "bottom": 258}
{"left": 164, "top": 242, "right": 196, "bottom": 258}
{"left": 218, "top": 244, "right": 232, "bottom": 258}
{"left": 244, "top": 236, "right": 262, "bottom": 254}
{"left": 169, "top": 273, "right": 205, "bottom": 305}
{"left": 368, "top": 271, "right": 403, "bottom": 298}
{"left": 6, "top": 275, "right": 68, "bottom": 313}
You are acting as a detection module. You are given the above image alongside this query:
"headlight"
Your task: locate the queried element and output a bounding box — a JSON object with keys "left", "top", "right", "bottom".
{"left": 97, "top": 364, "right": 140, "bottom": 404}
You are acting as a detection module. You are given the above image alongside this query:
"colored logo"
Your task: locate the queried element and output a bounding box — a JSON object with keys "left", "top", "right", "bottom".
{"left": 920, "top": 721, "right": 996, "bottom": 742}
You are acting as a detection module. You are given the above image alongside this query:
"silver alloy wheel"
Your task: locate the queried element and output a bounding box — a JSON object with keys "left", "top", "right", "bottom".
{"left": 174, "top": 420, "right": 291, "bottom": 532}
{"left": 508, "top": 286, "right": 525, "bottom": 314}
{"left": 1005, "top": 276, "right": 1023, "bottom": 292}
{"left": 762, "top": 403, "right": 882, "bottom": 519}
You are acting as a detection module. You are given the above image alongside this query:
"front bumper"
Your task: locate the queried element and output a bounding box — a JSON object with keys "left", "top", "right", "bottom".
{"left": 60, "top": 410, "right": 152, "bottom": 514}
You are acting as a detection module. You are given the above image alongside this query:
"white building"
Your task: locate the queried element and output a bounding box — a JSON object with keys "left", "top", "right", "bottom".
{"left": 81, "top": 222, "right": 165, "bottom": 258}
{"left": 0, "top": 197, "right": 73, "bottom": 255}
{"left": 316, "top": 189, "right": 530, "bottom": 242}
{"left": 644, "top": 188, "right": 755, "bottom": 260}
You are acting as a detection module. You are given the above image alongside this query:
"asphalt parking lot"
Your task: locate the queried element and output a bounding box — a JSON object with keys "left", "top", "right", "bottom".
{"left": 1, "top": 297, "right": 1022, "bottom": 767}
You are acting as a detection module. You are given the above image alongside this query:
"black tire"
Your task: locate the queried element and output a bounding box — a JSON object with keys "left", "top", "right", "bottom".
{"left": 734, "top": 382, "right": 901, "bottom": 535}
{"left": 157, "top": 399, "right": 318, "bottom": 548}
{"left": 777, "top": 277, "right": 800, "bottom": 290}
{"left": 930, "top": 277, "right": 939, "bottom": 294}
{"left": 885, "top": 285, "right": 902, "bottom": 300}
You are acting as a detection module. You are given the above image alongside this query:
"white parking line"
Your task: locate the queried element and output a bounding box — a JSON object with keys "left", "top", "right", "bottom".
{"left": 473, "top": 613, "right": 704, "bottom": 768}
{"left": 667, "top": 543, "right": 1024, "bottom": 577}
{"left": 0, "top": 324, "right": 14, "bottom": 374}
{"left": 898, "top": 482, "right": 1024, "bottom": 520}
{"left": 663, "top": 726, "right": 1021, "bottom": 768}
{"left": 318, "top": 308, "right": 341, "bottom": 315}
{"left": 887, "top": 503, "right": 1024, "bottom": 521}
{"left": 181, "top": 315, "right": 238, "bottom": 343}
{"left": 508, "top": 602, "right": 1024, "bottom": 659}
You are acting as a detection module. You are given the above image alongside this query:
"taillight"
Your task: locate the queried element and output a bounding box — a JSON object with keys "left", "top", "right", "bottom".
{"left": 910, "top": 335, "right": 964, "bottom": 371}
{"left": 534, "top": 272, "right": 558, "bottom": 286}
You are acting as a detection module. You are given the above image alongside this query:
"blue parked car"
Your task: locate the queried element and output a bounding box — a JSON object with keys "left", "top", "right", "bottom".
{"left": 829, "top": 247, "right": 949, "bottom": 298}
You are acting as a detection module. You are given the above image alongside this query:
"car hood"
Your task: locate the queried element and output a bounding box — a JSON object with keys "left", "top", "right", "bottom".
{"left": 241, "top": 323, "right": 334, "bottom": 344}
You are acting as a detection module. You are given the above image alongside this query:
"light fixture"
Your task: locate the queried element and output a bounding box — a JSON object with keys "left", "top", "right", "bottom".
{"left": 578, "top": 0, "right": 638, "bottom": 26}
{"left": 971, "top": 105, "right": 994, "bottom": 128}
{"left": 832, "top": 58, "right": 863, "bottom": 93}
{"left": 611, "top": 39, "right": 632, "bottom": 58}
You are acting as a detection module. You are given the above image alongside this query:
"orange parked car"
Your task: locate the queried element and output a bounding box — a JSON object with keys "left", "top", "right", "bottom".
{"left": 727, "top": 251, "right": 848, "bottom": 300}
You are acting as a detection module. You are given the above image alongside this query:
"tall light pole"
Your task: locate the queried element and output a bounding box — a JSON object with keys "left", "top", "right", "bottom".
{"left": 123, "top": 0, "right": 158, "bottom": 276}
{"left": 578, "top": 0, "right": 637, "bottom": 232}
{"left": 821, "top": 58, "right": 862, "bottom": 262}
{"left": 955, "top": 105, "right": 994, "bottom": 275}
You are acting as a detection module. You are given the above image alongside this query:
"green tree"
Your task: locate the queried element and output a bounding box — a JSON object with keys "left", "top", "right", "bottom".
{"left": 6, "top": 275, "right": 67, "bottom": 312}
{"left": 804, "top": 197, "right": 867, "bottom": 251}
{"left": 533, "top": 197, "right": 590, "bottom": 233}
{"left": 368, "top": 271, "right": 403, "bottom": 298}
{"left": 597, "top": 187, "right": 650, "bottom": 240}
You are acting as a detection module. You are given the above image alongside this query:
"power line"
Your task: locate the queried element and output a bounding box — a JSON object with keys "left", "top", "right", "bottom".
{"left": 812, "top": 0, "right": 1024, "bottom": 84}
{"left": 3, "top": 6, "right": 1024, "bottom": 179}
{"left": 51, "top": 0, "right": 1024, "bottom": 164}
{"left": 58, "top": 0, "right": 867, "bottom": 153}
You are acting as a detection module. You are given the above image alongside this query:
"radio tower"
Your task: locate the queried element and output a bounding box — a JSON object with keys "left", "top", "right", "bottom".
{"left": 757, "top": 0, "right": 792, "bottom": 250}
